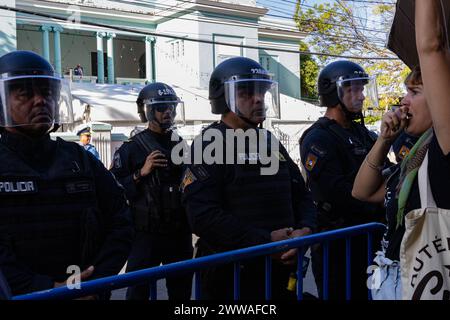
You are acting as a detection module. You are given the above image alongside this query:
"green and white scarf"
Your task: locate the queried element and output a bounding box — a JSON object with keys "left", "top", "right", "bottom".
{"left": 395, "top": 128, "right": 434, "bottom": 229}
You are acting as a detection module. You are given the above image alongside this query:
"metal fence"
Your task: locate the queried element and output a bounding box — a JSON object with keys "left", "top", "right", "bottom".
{"left": 12, "top": 223, "right": 385, "bottom": 300}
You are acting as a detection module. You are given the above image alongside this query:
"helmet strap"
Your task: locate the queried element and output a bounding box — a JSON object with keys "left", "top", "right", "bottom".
{"left": 148, "top": 108, "right": 173, "bottom": 131}
{"left": 235, "top": 109, "right": 262, "bottom": 128}
{"left": 339, "top": 99, "right": 364, "bottom": 123}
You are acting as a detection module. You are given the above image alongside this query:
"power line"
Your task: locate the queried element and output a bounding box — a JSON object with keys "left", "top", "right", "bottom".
{"left": 36, "top": 0, "right": 389, "bottom": 43}
{"left": 341, "top": 0, "right": 395, "bottom": 4}
{"left": 259, "top": 0, "right": 389, "bottom": 33}
{"left": 166, "top": 0, "right": 390, "bottom": 34}
{"left": 149, "top": 0, "right": 390, "bottom": 41}
{"left": 20, "top": 1, "right": 390, "bottom": 47}
{"left": 0, "top": 5, "right": 398, "bottom": 60}
{"left": 273, "top": 0, "right": 389, "bottom": 25}
{"left": 11, "top": 11, "right": 387, "bottom": 47}
{"left": 8, "top": 9, "right": 384, "bottom": 48}
{"left": 22, "top": 0, "right": 390, "bottom": 45}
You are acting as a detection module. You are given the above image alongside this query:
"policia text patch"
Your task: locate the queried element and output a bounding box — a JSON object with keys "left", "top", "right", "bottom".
{"left": 0, "top": 181, "right": 37, "bottom": 194}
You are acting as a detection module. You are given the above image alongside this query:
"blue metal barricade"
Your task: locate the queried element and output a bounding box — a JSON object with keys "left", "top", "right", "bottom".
{"left": 12, "top": 223, "right": 385, "bottom": 300}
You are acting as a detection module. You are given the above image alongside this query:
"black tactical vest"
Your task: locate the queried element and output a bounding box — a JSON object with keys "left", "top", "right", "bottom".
{"left": 220, "top": 127, "right": 296, "bottom": 235}
{"left": 130, "top": 130, "right": 186, "bottom": 234}
{"left": 0, "top": 138, "right": 100, "bottom": 282}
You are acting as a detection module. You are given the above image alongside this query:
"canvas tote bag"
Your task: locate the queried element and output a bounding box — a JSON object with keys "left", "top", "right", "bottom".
{"left": 400, "top": 152, "right": 450, "bottom": 300}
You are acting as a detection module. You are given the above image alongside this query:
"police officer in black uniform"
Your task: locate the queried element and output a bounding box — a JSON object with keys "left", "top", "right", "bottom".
{"left": 110, "top": 82, "right": 193, "bottom": 300}
{"left": 299, "top": 60, "right": 385, "bottom": 299}
{"left": 0, "top": 51, "right": 133, "bottom": 297}
{"left": 182, "top": 57, "right": 316, "bottom": 300}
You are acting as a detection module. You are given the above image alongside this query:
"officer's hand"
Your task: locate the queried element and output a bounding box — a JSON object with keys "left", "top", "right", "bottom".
{"left": 379, "top": 107, "right": 408, "bottom": 143}
{"left": 270, "top": 227, "right": 293, "bottom": 242}
{"left": 140, "top": 150, "right": 168, "bottom": 177}
{"left": 280, "top": 227, "right": 312, "bottom": 266}
{"left": 270, "top": 227, "right": 293, "bottom": 261}
{"left": 54, "top": 266, "right": 98, "bottom": 300}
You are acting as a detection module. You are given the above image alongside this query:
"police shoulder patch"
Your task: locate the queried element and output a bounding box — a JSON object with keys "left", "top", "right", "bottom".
{"left": 398, "top": 145, "right": 410, "bottom": 160}
{"left": 180, "top": 168, "right": 197, "bottom": 192}
{"left": 304, "top": 153, "right": 318, "bottom": 172}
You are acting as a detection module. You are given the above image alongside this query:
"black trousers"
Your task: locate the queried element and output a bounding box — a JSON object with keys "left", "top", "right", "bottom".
{"left": 196, "top": 244, "right": 298, "bottom": 300}
{"left": 125, "top": 231, "right": 193, "bottom": 300}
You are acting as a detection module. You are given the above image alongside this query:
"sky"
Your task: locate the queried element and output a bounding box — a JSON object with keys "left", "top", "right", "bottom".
{"left": 257, "top": 0, "right": 328, "bottom": 20}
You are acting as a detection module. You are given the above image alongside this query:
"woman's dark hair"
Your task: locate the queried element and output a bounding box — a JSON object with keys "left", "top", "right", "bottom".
{"left": 404, "top": 65, "right": 422, "bottom": 86}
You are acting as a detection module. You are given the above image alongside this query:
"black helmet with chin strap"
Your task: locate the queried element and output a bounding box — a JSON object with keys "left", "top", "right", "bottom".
{"left": 318, "top": 60, "right": 376, "bottom": 122}
{"left": 0, "top": 50, "right": 73, "bottom": 134}
{"left": 136, "top": 82, "right": 182, "bottom": 130}
{"left": 208, "top": 57, "right": 279, "bottom": 126}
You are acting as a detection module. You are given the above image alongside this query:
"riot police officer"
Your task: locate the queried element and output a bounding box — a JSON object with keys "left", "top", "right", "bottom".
{"left": 0, "top": 51, "right": 133, "bottom": 297}
{"left": 182, "top": 57, "right": 316, "bottom": 300}
{"left": 299, "top": 60, "right": 385, "bottom": 299}
{"left": 110, "top": 82, "right": 193, "bottom": 300}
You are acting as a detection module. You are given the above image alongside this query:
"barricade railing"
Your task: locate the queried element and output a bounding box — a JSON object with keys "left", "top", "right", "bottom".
{"left": 12, "top": 222, "right": 385, "bottom": 300}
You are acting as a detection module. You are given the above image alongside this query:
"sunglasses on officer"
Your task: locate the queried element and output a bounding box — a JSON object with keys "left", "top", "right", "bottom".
{"left": 153, "top": 104, "right": 176, "bottom": 113}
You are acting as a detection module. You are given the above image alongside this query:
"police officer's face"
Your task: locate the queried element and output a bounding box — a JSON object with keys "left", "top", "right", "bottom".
{"left": 7, "top": 80, "right": 56, "bottom": 134}
{"left": 153, "top": 104, "right": 176, "bottom": 127}
{"left": 79, "top": 134, "right": 91, "bottom": 145}
{"left": 236, "top": 87, "right": 266, "bottom": 124}
{"left": 341, "top": 85, "right": 365, "bottom": 112}
{"left": 401, "top": 84, "right": 432, "bottom": 136}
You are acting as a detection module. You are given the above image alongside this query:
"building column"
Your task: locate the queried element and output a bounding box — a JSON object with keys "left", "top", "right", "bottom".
{"left": 40, "top": 25, "right": 52, "bottom": 61}
{"left": 106, "top": 33, "right": 116, "bottom": 84}
{"left": 145, "top": 36, "right": 155, "bottom": 83}
{"left": 52, "top": 25, "right": 63, "bottom": 76}
{"left": 96, "top": 32, "right": 106, "bottom": 84}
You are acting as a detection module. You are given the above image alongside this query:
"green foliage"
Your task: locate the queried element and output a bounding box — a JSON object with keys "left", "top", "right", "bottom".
{"left": 294, "top": 2, "right": 350, "bottom": 64}
{"left": 299, "top": 41, "right": 319, "bottom": 99}
{"left": 294, "top": 0, "right": 409, "bottom": 114}
{"left": 364, "top": 114, "right": 382, "bottom": 125}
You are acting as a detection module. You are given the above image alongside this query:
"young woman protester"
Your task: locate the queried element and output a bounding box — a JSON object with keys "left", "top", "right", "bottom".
{"left": 352, "top": 0, "right": 450, "bottom": 300}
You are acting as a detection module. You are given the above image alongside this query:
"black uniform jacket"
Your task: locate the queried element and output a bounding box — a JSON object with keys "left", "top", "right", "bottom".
{"left": 182, "top": 121, "right": 316, "bottom": 252}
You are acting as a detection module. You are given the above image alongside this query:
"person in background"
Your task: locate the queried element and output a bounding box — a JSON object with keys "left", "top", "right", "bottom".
{"left": 77, "top": 126, "right": 101, "bottom": 160}
{"left": 73, "top": 64, "right": 84, "bottom": 76}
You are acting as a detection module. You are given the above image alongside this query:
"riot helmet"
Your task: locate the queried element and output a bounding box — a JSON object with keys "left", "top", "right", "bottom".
{"left": 209, "top": 57, "right": 280, "bottom": 125}
{"left": 0, "top": 50, "right": 73, "bottom": 135}
{"left": 136, "top": 82, "right": 184, "bottom": 130}
{"left": 318, "top": 60, "right": 378, "bottom": 121}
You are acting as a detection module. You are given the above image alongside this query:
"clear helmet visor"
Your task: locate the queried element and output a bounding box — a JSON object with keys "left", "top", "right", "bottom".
{"left": 0, "top": 75, "right": 73, "bottom": 128}
{"left": 224, "top": 79, "right": 280, "bottom": 121}
{"left": 336, "top": 76, "right": 378, "bottom": 113}
{"left": 143, "top": 98, "right": 185, "bottom": 126}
